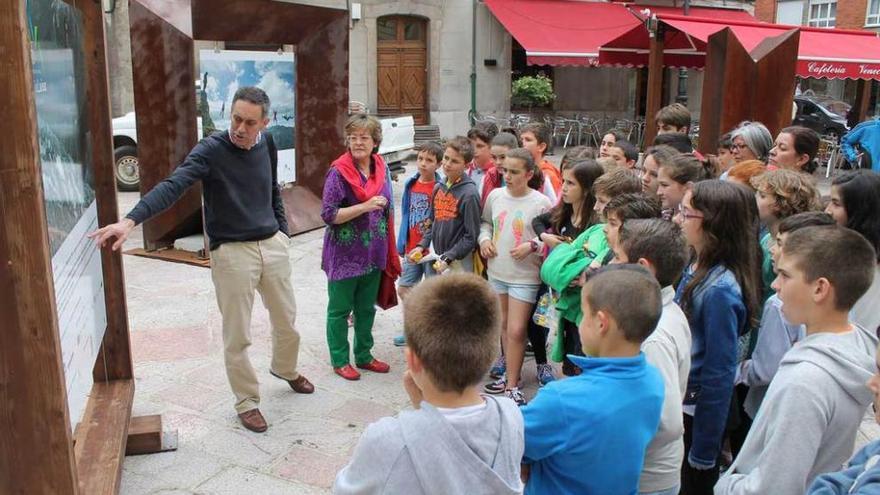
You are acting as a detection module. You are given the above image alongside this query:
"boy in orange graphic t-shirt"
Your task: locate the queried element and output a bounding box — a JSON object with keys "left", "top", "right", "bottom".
{"left": 413, "top": 136, "right": 481, "bottom": 275}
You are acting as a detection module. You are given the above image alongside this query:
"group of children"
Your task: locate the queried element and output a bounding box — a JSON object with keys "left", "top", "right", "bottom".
{"left": 333, "top": 104, "right": 880, "bottom": 495}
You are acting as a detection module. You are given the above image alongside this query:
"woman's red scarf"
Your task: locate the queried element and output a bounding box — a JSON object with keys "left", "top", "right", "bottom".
{"left": 331, "top": 151, "right": 401, "bottom": 278}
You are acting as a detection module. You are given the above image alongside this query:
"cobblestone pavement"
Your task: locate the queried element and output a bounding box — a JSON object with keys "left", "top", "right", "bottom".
{"left": 119, "top": 157, "right": 871, "bottom": 494}
{"left": 118, "top": 163, "right": 549, "bottom": 494}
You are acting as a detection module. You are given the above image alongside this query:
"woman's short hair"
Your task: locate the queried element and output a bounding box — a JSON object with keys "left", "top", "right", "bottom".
{"left": 726, "top": 160, "right": 766, "bottom": 191}
{"left": 732, "top": 122, "right": 773, "bottom": 162}
{"left": 345, "top": 113, "right": 382, "bottom": 147}
{"left": 751, "top": 169, "right": 822, "bottom": 220}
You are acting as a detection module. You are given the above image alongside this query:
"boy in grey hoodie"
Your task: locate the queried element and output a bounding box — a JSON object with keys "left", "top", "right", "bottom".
{"left": 333, "top": 273, "right": 524, "bottom": 495}
{"left": 415, "top": 137, "right": 481, "bottom": 274}
{"left": 806, "top": 342, "right": 880, "bottom": 494}
{"left": 715, "top": 226, "right": 878, "bottom": 495}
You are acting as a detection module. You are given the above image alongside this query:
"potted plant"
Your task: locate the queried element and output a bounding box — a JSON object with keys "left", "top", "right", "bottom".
{"left": 511, "top": 74, "right": 555, "bottom": 114}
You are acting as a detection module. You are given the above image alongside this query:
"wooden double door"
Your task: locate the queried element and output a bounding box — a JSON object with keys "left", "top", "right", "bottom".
{"left": 377, "top": 15, "right": 428, "bottom": 125}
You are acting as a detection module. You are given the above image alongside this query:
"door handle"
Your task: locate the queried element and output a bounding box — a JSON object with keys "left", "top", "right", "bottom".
{"left": 392, "top": 122, "right": 398, "bottom": 127}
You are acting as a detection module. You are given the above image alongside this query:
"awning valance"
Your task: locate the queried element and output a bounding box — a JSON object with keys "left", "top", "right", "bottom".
{"left": 599, "top": 13, "right": 880, "bottom": 80}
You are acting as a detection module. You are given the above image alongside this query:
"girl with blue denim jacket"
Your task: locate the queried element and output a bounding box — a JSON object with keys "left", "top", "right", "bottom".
{"left": 674, "top": 180, "right": 762, "bottom": 494}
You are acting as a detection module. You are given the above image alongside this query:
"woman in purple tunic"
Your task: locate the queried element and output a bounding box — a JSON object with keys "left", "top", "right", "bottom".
{"left": 321, "top": 114, "right": 396, "bottom": 381}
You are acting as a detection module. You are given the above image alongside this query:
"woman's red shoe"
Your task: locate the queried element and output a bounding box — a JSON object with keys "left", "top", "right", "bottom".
{"left": 356, "top": 359, "right": 391, "bottom": 373}
{"left": 334, "top": 364, "right": 361, "bottom": 381}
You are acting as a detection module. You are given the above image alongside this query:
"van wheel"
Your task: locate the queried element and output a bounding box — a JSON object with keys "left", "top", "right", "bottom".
{"left": 114, "top": 145, "right": 139, "bottom": 191}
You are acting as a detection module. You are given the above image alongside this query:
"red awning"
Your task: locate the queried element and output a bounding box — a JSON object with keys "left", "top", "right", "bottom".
{"left": 484, "top": 0, "right": 756, "bottom": 67}
{"left": 797, "top": 28, "right": 880, "bottom": 80}
{"left": 600, "top": 14, "right": 880, "bottom": 80}
{"left": 484, "top": 0, "right": 641, "bottom": 67}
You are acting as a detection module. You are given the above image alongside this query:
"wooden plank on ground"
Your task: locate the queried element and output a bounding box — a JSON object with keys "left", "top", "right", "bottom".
{"left": 74, "top": 380, "right": 135, "bottom": 495}
{"left": 125, "top": 247, "right": 211, "bottom": 268}
{"left": 126, "top": 415, "right": 170, "bottom": 455}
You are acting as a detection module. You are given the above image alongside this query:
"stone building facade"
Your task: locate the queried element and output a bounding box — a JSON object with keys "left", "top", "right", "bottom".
{"left": 103, "top": 0, "right": 754, "bottom": 137}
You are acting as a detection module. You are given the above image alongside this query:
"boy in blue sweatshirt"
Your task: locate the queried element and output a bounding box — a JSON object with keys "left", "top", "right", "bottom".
{"left": 392, "top": 141, "right": 443, "bottom": 347}
{"left": 521, "top": 266, "right": 665, "bottom": 495}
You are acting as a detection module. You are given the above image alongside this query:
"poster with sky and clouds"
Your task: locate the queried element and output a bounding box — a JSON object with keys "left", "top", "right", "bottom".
{"left": 199, "top": 50, "right": 296, "bottom": 183}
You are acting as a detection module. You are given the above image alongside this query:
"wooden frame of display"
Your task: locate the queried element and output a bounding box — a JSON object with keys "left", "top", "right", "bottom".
{"left": 1, "top": 0, "right": 164, "bottom": 493}
{"left": 2, "top": 0, "right": 349, "bottom": 492}
{"left": 130, "top": 0, "right": 350, "bottom": 251}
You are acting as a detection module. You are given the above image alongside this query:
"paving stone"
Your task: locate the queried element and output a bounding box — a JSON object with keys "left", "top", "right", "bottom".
{"left": 132, "top": 326, "right": 217, "bottom": 363}
{"left": 273, "top": 446, "right": 349, "bottom": 489}
{"left": 195, "top": 466, "right": 326, "bottom": 495}
{"left": 154, "top": 381, "right": 229, "bottom": 413}
{"left": 123, "top": 444, "right": 229, "bottom": 490}
{"left": 327, "top": 397, "right": 397, "bottom": 427}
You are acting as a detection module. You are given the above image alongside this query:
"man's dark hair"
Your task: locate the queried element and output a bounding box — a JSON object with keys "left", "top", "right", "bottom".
{"left": 718, "top": 132, "right": 733, "bottom": 150}
{"left": 521, "top": 122, "right": 551, "bottom": 150}
{"left": 604, "top": 193, "right": 662, "bottom": 222}
{"left": 655, "top": 103, "right": 691, "bottom": 130}
{"left": 417, "top": 141, "right": 444, "bottom": 163}
{"left": 561, "top": 146, "right": 598, "bottom": 170}
{"left": 782, "top": 226, "right": 876, "bottom": 311}
{"left": 232, "top": 86, "right": 271, "bottom": 118}
{"left": 583, "top": 265, "right": 662, "bottom": 344}
{"left": 611, "top": 140, "right": 639, "bottom": 162}
{"left": 619, "top": 219, "right": 688, "bottom": 287}
{"left": 445, "top": 136, "right": 475, "bottom": 163}
{"left": 653, "top": 132, "right": 694, "bottom": 153}
{"left": 594, "top": 169, "right": 642, "bottom": 197}
{"left": 404, "top": 274, "right": 500, "bottom": 392}
{"left": 491, "top": 132, "right": 519, "bottom": 149}
{"left": 777, "top": 211, "right": 836, "bottom": 235}
{"left": 467, "top": 122, "right": 499, "bottom": 144}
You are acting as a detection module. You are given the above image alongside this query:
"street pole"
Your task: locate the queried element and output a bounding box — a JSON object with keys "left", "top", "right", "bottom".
{"left": 470, "top": 0, "right": 477, "bottom": 125}
{"left": 676, "top": 0, "right": 690, "bottom": 104}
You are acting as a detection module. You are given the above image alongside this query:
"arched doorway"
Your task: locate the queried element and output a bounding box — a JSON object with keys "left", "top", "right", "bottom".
{"left": 377, "top": 15, "right": 428, "bottom": 124}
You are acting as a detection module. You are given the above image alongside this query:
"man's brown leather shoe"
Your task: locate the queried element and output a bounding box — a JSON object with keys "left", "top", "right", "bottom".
{"left": 270, "top": 370, "right": 315, "bottom": 394}
{"left": 238, "top": 409, "right": 267, "bottom": 433}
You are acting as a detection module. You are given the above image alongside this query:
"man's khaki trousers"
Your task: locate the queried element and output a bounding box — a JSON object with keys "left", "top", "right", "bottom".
{"left": 210, "top": 231, "right": 301, "bottom": 414}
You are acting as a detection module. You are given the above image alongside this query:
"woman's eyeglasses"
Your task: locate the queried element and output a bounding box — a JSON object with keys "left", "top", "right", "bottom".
{"left": 677, "top": 204, "right": 704, "bottom": 220}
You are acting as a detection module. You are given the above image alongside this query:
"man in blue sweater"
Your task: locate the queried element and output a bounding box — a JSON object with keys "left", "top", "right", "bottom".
{"left": 521, "top": 265, "right": 665, "bottom": 495}
{"left": 88, "top": 87, "right": 314, "bottom": 433}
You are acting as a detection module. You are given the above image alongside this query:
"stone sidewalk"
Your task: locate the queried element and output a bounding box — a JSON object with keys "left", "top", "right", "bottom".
{"left": 118, "top": 159, "right": 875, "bottom": 494}
{"left": 118, "top": 168, "right": 548, "bottom": 494}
